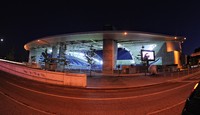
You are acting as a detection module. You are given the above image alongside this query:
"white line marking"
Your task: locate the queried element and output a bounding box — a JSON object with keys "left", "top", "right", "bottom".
{"left": 172, "top": 80, "right": 199, "bottom": 83}
{"left": 0, "top": 90, "right": 55, "bottom": 115}
{"left": 147, "top": 100, "right": 186, "bottom": 115}
{"left": 5, "top": 81, "right": 194, "bottom": 101}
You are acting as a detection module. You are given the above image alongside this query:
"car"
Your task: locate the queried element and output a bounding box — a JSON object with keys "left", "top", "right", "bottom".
{"left": 182, "top": 82, "right": 200, "bottom": 115}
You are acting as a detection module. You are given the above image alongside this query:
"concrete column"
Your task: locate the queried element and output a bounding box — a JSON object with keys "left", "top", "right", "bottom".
{"left": 52, "top": 45, "right": 59, "bottom": 58}
{"left": 59, "top": 43, "right": 66, "bottom": 59}
{"left": 57, "top": 43, "right": 66, "bottom": 71}
{"left": 103, "top": 39, "right": 117, "bottom": 74}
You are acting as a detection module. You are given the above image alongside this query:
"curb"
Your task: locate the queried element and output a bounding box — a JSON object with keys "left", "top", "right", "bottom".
{"left": 86, "top": 71, "right": 200, "bottom": 90}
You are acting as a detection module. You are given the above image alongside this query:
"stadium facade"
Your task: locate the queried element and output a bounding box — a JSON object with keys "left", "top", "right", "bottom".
{"left": 24, "top": 31, "right": 186, "bottom": 73}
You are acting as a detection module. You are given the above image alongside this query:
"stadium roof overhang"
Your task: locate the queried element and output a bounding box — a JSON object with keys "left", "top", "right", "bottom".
{"left": 24, "top": 31, "right": 186, "bottom": 51}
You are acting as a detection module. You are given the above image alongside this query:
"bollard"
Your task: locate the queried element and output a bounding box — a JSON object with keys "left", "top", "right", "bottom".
{"left": 178, "top": 71, "right": 179, "bottom": 77}
{"left": 187, "top": 65, "right": 190, "bottom": 75}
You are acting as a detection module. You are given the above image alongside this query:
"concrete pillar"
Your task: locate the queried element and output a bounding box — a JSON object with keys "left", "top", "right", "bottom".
{"left": 52, "top": 45, "right": 59, "bottom": 58}
{"left": 59, "top": 43, "right": 66, "bottom": 59}
{"left": 103, "top": 39, "right": 117, "bottom": 74}
{"left": 57, "top": 43, "right": 66, "bottom": 71}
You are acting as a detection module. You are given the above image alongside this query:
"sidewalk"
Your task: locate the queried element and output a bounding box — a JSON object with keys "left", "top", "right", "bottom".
{"left": 86, "top": 71, "right": 194, "bottom": 89}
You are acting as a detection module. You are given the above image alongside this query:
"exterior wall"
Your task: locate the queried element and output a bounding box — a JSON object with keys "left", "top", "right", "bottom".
{"left": 174, "top": 51, "right": 181, "bottom": 68}
{"left": 156, "top": 42, "right": 172, "bottom": 65}
{"left": 0, "top": 60, "right": 87, "bottom": 87}
{"left": 28, "top": 49, "right": 36, "bottom": 63}
{"left": 166, "top": 41, "right": 182, "bottom": 67}
{"left": 26, "top": 32, "right": 184, "bottom": 71}
{"left": 29, "top": 48, "right": 44, "bottom": 63}
{"left": 29, "top": 48, "right": 35, "bottom": 63}
{"left": 166, "top": 41, "right": 181, "bottom": 52}
{"left": 156, "top": 41, "right": 182, "bottom": 68}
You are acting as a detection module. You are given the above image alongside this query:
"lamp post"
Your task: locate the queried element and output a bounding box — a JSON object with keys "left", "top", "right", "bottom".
{"left": 0, "top": 38, "right": 3, "bottom": 59}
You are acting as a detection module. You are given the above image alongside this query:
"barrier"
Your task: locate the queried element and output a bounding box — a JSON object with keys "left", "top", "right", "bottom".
{"left": 0, "top": 60, "right": 87, "bottom": 87}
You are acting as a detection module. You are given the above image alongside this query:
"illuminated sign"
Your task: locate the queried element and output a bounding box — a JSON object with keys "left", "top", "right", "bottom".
{"left": 141, "top": 50, "right": 155, "bottom": 61}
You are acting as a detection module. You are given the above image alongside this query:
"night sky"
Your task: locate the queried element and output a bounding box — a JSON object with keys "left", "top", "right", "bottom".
{"left": 0, "top": 1, "right": 200, "bottom": 61}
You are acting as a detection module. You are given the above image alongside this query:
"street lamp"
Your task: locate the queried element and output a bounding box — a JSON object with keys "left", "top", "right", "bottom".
{"left": 0, "top": 38, "right": 3, "bottom": 42}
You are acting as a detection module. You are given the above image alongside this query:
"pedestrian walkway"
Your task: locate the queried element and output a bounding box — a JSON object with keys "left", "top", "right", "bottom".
{"left": 86, "top": 70, "right": 197, "bottom": 89}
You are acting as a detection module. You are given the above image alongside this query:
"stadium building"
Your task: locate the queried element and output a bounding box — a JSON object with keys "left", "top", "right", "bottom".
{"left": 24, "top": 31, "right": 186, "bottom": 73}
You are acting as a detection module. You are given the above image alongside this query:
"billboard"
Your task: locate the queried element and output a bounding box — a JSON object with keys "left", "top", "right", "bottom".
{"left": 141, "top": 50, "right": 155, "bottom": 61}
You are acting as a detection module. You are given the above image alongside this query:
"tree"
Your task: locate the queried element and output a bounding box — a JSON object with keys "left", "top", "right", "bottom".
{"left": 194, "top": 47, "right": 200, "bottom": 53}
{"left": 85, "top": 45, "right": 96, "bottom": 77}
{"left": 6, "top": 48, "right": 15, "bottom": 61}
{"left": 189, "top": 47, "right": 200, "bottom": 66}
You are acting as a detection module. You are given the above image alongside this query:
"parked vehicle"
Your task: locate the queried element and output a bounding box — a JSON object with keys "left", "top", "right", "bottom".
{"left": 182, "top": 82, "right": 200, "bottom": 115}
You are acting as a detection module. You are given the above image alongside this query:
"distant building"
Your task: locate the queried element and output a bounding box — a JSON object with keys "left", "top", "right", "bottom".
{"left": 190, "top": 51, "right": 200, "bottom": 66}
{"left": 24, "top": 31, "right": 186, "bottom": 73}
{"left": 191, "top": 52, "right": 200, "bottom": 57}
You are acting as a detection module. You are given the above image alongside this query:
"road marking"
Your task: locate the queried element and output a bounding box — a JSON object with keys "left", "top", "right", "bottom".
{"left": 188, "top": 75, "right": 200, "bottom": 80}
{"left": 5, "top": 81, "right": 194, "bottom": 101}
{"left": 147, "top": 100, "right": 186, "bottom": 115}
{"left": 171, "top": 80, "right": 199, "bottom": 83}
{"left": 0, "top": 89, "right": 55, "bottom": 115}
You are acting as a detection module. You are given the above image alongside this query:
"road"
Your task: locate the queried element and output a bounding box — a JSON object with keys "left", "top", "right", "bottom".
{"left": 0, "top": 70, "right": 199, "bottom": 115}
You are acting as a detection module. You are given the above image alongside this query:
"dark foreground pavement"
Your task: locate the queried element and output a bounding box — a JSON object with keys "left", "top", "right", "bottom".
{"left": 87, "top": 69, "right": 199, "bottom": 89}
{"left": 0, "top": 69, "right": 200, "bottom": 115}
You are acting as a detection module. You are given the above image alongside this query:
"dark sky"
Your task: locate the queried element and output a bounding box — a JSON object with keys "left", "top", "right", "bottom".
{"left": 0, "top": 1, "right": 200, "bottom": 61}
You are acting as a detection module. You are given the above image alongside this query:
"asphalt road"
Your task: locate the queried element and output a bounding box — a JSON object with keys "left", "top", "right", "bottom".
{"left": 0, "top": 70, "right": 198, "bottom": 115}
